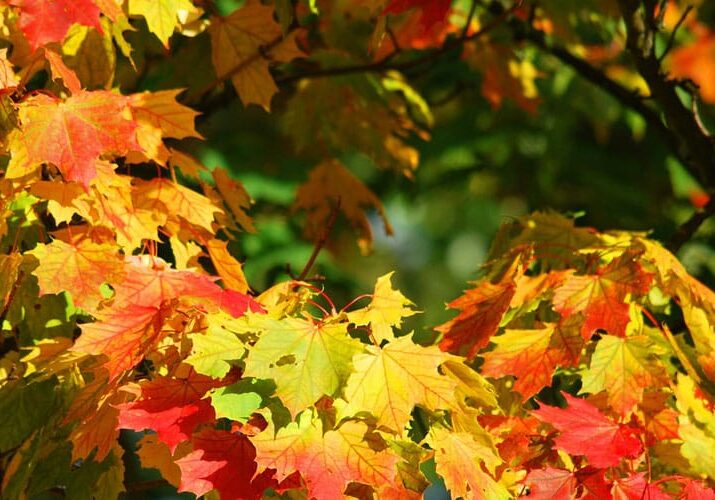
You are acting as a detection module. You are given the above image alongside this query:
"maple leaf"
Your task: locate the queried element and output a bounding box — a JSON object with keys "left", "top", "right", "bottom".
{"left": 136, "top": 435, "right": 183, "bottom": 487}
{"left": 71, "top": 303, "right": 170, "bottom": 380}
{"left": 669, "top": 30, "right": 715, "bottom": 103}
{"left": 16, "top": 91, "right": 139, "bottom": 188}
{"left": 552, "top": 252, "right": 653, "bottom": 339}
{"left": 211, "top": 168, "right": 256, "bottom": 233}
{"left": 294, "top": 159, "right": 393, "bottom": 254}
{"left": 679, "top": 479, "right": 715, "bottom": 500}
{"left": 464, "top": 42, "right": 541, "bottom": 113}
{"left": 10, "top": 0, "right": 102, "bottom": 51}
{"left": 128, "top": 89, "right": 201, "bottom": 164}
{"left": 209, "top": 0, "right": 304, "bottom": 110}
{"left": 523, "top": 468, "right": 576, "bottom": 500}
{"left": 581, "top": 335, "right": 667, "bottom": 416}
{"left": 110, "top": 255, "right": 220, "bottom": 309}
{"left": 117, "top": 373, "right": 222, "bottom": 452}
{"left": 384, "top": 0, "right": 452, "bottom": 34}
{"left": 29, "top": 180, "right": 90, "bottom": 225}
{"left": 347, "top": 272, "right": 417, "bottom": 344}
{"left": 129, "top": 89, "right": 201, "bottom": 140}
{"left": 436, "top": 260, "right": 520, "bottom": 359}
{"left": 252, "top": 411, "right": 400, "bottom": 498}
{"left": 133, "top": 178, "right": 222, "bottom": 233}
{"left": 674, "top": 375, "right": 715, "bottom": 479}
{"left": 0, "top": 49, "right": 19, "bottom": 89}
{"left": 118, "top": 399, "right": 215, "bottom": 453}
{"left": 611, "top": 473, "right": 670, "bottom": 500}
{"left": 43, "top": 48, "right": 81, "bottom": 94}
{"left": 89, "top": 172, "right": 162, "bottom": 250}
{"left": 176, "top": 428, "right": 277, "bottom": 499}
{"left": 428, "top": 427, "right": 508, "bottom": 500}
{"left": 65, "top": 371, "right": 127, "bottom": 461}
{"left": 533, "top": 393, "right": 643, "bottom": 468}
{"left": 340, "top": 335, "right": 459, "bottom": 432}
{"left": 205, "top": 238, "right": 249, "bottom": 294}
{"left": 481, "top": 319, "right": 584, "bottom": 400}
{"left": 243, "top": 316, "right": 364, "bottom": 417}
{"left": 28, "top": 238, "right": 124, "bottom": 313}
{"left": 185, "top": 316, "right": 247, "bottom": 379}
{"left": 128, "top": 0, "right": 196, "bottom": 47}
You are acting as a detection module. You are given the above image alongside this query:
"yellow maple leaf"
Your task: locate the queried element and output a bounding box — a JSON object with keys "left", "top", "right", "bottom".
{"left": 128, "top": 0, "right": 196, "bottom": 47}
{"left": 347, "top": 272, "right": 417, "bottom": 344}
{"left": 28, "top": 238, "right": 125, "bottom": 313}
{"left": 340, "top": 335, "right": 459, "bottom": 432}
{"left": 205, "top": 238, "right": 249, "bottom": 294}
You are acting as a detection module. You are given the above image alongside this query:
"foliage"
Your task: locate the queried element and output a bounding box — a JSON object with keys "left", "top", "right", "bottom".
{"left": 1, "top": 0, "right": 715, "bottom": 499}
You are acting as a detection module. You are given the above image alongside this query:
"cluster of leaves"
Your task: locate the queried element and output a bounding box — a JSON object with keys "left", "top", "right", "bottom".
{"left": 1, "top": 0, "right": 715, "bottom": 498}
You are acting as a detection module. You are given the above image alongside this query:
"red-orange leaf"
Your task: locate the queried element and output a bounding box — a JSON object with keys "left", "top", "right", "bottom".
{"left": 523, "top": 468, "right": 576, "bottom": 500}
{"left": 11, "top": 0, "right": 102, "bottom": 51}
{"left": 17, "top": 91, "right": 139, "bottom": 188}
{"left": 552, "top": 253, "right": 653, "bottom": 338}
{"left": 611, "top": 473, "right": 670, "bottom": 500}
{"left": 533, "top": 393, "right": 643, "bottom": 468}
{"left": 481, "top": 318, "right": 583, "bottom": 399}
{"left": 437, "top": 263, "right": 520, "bottom": 359}
{"left": 118, "top": 399, "right": 215, "bottom": 453}
{"left": 71, "top": 303, "right": 170, "bottom": 380}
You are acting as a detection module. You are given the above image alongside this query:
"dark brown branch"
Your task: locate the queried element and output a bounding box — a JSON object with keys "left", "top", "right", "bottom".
{"left": 276, "top": 3, "right": 519, "bottom": 85}
{"left": 520, "top": 26, "right": 666, "bottom": 135}
{"left": 297, "top": 198, "right": 341, "bottom": 281}
{"left": 617, "top": 0, "right": 715, "bottom": 189}
{"left": 517, "top": 22, "right": 711, "bottom": 185}
{"left": 667, "top": 198, "right": 715, "bottom": 252}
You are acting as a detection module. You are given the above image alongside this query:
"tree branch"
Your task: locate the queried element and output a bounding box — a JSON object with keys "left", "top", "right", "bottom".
{"left": 617, "top": 0, "right": 715, "bottom": 189}
{"left": 276, "top": 5, "right": 517, "bottom": 86}
{"left": 667, "top": 198, "right": 715, "bottom": 252}
{"left": 298, "top": 197, "right": 341, "bottom": 281}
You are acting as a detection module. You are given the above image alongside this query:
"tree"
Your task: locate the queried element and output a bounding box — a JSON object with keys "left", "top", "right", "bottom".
{"left": 1, "top": 0, "right": 715, "bottom": 498}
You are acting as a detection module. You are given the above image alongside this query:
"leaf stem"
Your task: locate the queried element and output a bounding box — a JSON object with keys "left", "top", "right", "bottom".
{"left": 297, "top": 197, "right": 341, "bottom": 281}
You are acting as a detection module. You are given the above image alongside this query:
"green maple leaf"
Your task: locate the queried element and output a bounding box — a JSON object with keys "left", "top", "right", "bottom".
{"left": 243, "top": 316, "right": 364, "bottom": 417}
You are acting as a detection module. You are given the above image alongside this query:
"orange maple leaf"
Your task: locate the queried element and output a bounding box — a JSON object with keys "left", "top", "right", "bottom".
{"left": 16, "top": 91, "right": 139, "bottom": 188}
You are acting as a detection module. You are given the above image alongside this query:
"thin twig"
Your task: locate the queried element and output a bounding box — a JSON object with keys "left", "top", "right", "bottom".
{"left": 0, "top": 270, "right": 24, "bottom": 332}
{"left": 461, "top": 0, "right": 480, "bottom": 39}
{"left": 667, "top": 198, "right": 715, "bottom": 252}
{"left": 658, "top": 4, "right": 693, "bottom": 62}
{"left": 297, "top": 198, "right": 341, "bottom": 281}
{"left": 617, "top": 0, "right": 715, "bottom": 188}
{"left": 277, "top": 4, "right": 518, "bottom": 85}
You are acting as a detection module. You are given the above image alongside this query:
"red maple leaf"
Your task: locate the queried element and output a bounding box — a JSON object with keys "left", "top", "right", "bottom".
{"left": 611, "top": 473, "right": 670, "bottom": 500}
{"left": 118, "top": 399, "right": 215, "bottom": 453}
{"left": 117, "top": 372, "right": 226, "bottom": 452}
{"left": 176, "top": 429, "right": 277, "bottom": 499}
{"left": 533, "top": 393, "right": 643, "bottom": 468}
{"left": 10, "top": 0, "right": 102, "bottom": 51}
{"left": 384, "top": 0, "right": 451, "bottom": 33}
